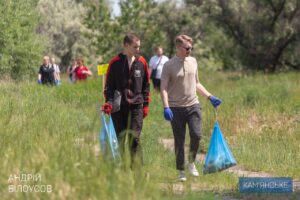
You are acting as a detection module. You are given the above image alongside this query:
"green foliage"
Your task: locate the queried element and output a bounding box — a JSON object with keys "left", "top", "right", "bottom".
{"left": 118, "top": 0, "right": 164, "bottom": 60}
{"left": 84, "top": 0, "right": 119, "bottom": 63}
{"left": 83, "top": 0, "right": 207, "bottom": 61}
{"left": 37, "top": 0, "right": 96, "bottom": 69}
{"left": 203, "top": 0, "right": 300, "bottom": 71}
{"left": 81, "top": 0, "right": 300, "bottom": 71}
{"left": 152, "top": 1, "right": 193, "bottom": 58}
{"left": 118, "top": 0, "right": 172, "bottom": 60}
{"left": 3, "top": 0, "right": 300, "bottom": 81}
{"left": 84, "top": 0, "right": 167, "bottom": 62}
{"left": 0, "top": 0, "right": 44, "bottom": 80}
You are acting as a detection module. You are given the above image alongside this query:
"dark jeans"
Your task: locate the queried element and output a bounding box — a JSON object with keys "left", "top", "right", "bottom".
{"left": 111, "top": 104, "right": 143, "bottom": 162}
{"left": 151, "top": 78, "right": 161, "bottom": 91}
{"left": 170, "top": 104, "right": 202, "bottom": 170}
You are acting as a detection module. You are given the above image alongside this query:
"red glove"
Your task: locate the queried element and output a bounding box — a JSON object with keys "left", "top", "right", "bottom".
{"left": 101, "top": 103, "right": 112, "bottom": 115}
{"left": 143, "top": 106, "right": 149, "bottom": 118}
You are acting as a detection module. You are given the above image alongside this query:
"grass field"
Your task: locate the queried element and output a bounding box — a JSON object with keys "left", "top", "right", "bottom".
{"left": 0, "top": 71, "right": 299, "bottom": 199}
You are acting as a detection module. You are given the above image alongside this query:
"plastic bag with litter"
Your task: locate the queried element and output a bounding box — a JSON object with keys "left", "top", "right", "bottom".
{"left": 99, "top": 113, "right": 121, "bottom": 161}
{"left": 203, "top": 121, "right": 237, "bottom": 174}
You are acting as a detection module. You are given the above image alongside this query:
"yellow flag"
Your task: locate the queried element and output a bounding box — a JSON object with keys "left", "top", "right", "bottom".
{"left": 97, "top": 64, "right": 109, "bottom": 76}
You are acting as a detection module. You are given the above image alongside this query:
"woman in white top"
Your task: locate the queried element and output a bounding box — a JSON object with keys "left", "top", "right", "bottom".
{"left": 51, "top": 57, "right": 61, "bottom": 85}
{"left": 149, "top": 46, "right": 169, "bottom": 91}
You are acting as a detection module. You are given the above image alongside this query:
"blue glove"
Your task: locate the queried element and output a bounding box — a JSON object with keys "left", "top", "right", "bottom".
{"left": 37, "top": 80, "right": 42, "bottom": 84}
{"left": 164, "top": 107, "right": 173, "bottom": 121}
{"left": 209, "top": 96, "right": 222, "bottom": 108}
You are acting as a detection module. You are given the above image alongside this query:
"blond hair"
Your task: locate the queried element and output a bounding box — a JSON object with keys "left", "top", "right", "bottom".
{"left": 175, "top": 35, "right": 193, "bottom": 46}
{"left": 43, "top": 56, "right": 49, "bottom": 60}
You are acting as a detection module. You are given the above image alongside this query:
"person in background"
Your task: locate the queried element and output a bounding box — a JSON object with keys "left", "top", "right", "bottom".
{"left": 149, "top": 46, "right": 169, "bottom": 91}
{"left": 67, "top": 59, "right": 77, "bottom": 83}
{"left": 101, "top": 32, "right": 150, "bottom": 166}
{"left": 160, "top": 34, "right": 222, "bottom": 181}
{"left": 51, "top": 57, "right": 61, "bottom": 85}
{"left": 38, "top": 56, "right": 55, "bottom": 85}
{"left": 74, "top": 58, "right": 93, "bottom": 82}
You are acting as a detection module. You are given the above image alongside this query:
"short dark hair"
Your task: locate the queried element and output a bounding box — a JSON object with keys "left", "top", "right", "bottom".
{"left": 153, "top": 46, "right": 162, "bottom": 52}
{"left": 123, "top": 32, "right": 140, "bottom": 45}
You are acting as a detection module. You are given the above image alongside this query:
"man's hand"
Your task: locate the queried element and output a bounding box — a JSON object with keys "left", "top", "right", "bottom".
{"left": 164, "top": 107, "right": 173, "bottom": 121}
{"left": 143, "top": 106, "right": 148, "bottom": 118}
{"left": 208, "top": 96, "right": 222, "bottom": 108}
{"left": 101, "top": 103, "right": 112, "bottom": 115}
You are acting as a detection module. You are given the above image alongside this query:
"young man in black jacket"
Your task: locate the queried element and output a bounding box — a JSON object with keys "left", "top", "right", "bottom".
{"left": 102, "top": 33, "right": 150, "bottom": 164}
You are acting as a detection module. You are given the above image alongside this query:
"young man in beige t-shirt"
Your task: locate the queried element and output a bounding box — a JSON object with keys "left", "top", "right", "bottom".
{"left": 160, "top": 34, "right": 222, "bottom": 181}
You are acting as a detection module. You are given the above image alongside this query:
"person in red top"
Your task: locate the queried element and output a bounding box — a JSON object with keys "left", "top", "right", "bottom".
{"left": 74, "top": 58, "right": 93, "bottom": 82}
{"left": 101, "top": 33, "right": 150, "bottom": 165}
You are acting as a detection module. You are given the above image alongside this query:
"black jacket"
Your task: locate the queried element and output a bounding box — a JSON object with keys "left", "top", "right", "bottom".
{"left": 104, "top": 53, "right": 150, "bottom": 107}
{"left": 39, "top": 64, "right": 55, "bottom": 85}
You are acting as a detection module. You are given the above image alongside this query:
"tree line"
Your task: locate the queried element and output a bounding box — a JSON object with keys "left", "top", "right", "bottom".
{"left": 1, "top": 0, "right": 299, "bottom": 80}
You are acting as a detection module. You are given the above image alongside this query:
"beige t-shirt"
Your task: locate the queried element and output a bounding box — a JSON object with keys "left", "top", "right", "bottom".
{"left": 161, "top": 56, "right": 199, "bottom": 107}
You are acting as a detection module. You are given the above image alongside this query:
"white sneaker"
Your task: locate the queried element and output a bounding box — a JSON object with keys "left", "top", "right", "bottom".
{"left": 178, "top": 170, "right": 187, "bottom": 182}
{"left": 188, "top": 162, "right": 199, "bottom": 177}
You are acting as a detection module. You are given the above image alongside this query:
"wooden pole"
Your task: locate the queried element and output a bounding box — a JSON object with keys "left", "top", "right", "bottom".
{"left": 102, "top": 74, "right": 105, "bottom": 104}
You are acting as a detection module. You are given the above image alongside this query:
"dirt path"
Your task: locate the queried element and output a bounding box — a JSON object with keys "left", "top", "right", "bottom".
{"left": 158, "top": 138, "right": 300, "bottom": 195}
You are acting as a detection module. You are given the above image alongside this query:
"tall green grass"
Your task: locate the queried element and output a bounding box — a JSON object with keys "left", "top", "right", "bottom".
{"left": 0, "top": 71, "right": 299, "bottom": 199}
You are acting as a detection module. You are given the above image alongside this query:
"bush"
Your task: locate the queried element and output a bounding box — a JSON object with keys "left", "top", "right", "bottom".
{"left": 0, "top": 0, "right": 44, "bottom": 81}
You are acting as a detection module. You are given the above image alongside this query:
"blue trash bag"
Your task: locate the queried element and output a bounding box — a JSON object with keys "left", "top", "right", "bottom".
{"left": 203, "top": 121, "right": 237, "bottom": 174}
{"left": 99, "top": 122, "right": 108, "bottom": 155}
{"left": 99, "top": 113, "right": 121, "bottom": 161}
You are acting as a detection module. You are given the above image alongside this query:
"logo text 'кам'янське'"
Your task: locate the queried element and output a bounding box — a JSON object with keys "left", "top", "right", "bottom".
{"left": 239, "top": 177, "right": 293, "bottom": 193}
